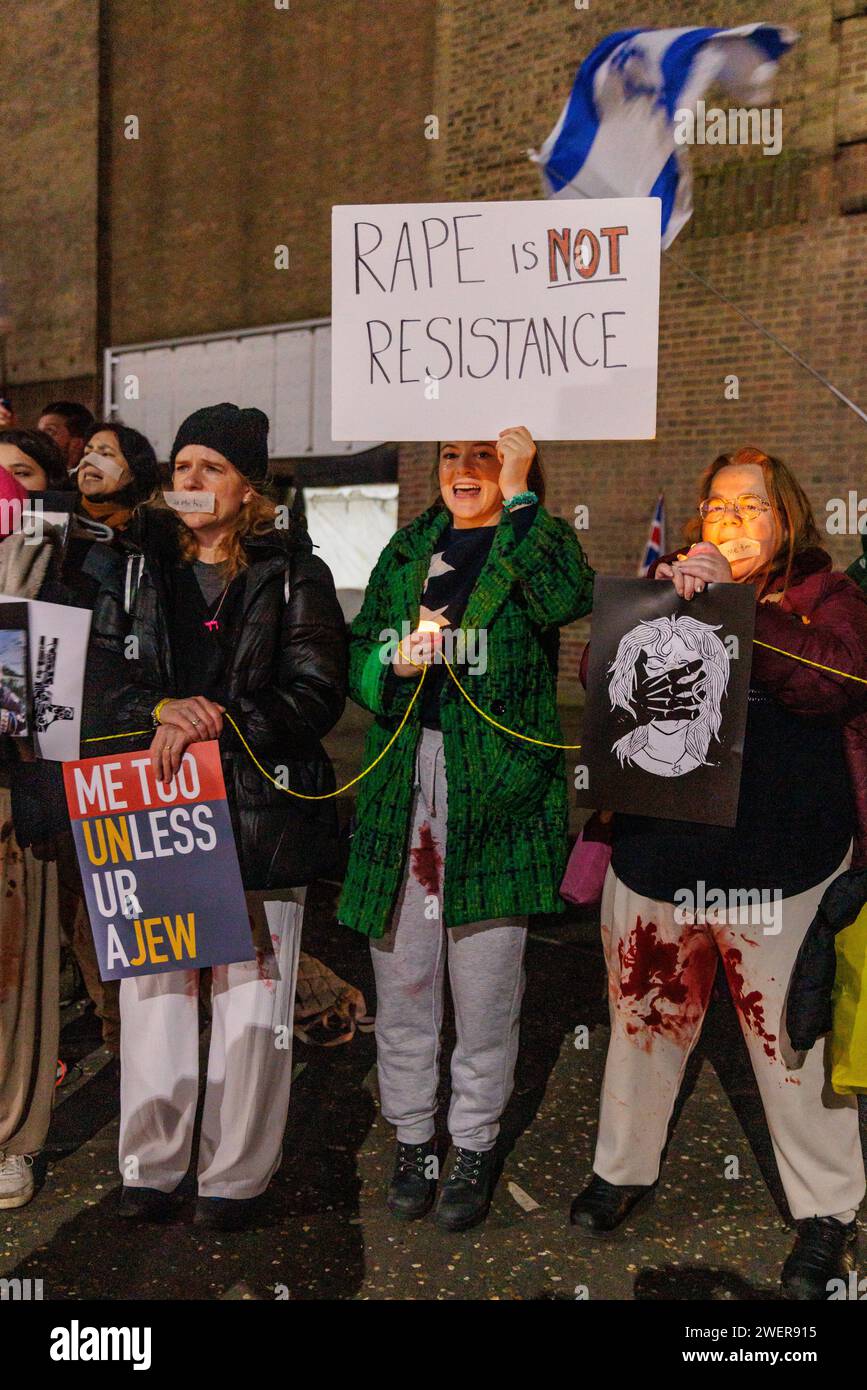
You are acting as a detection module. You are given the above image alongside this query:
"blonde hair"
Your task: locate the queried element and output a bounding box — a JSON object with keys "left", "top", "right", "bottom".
{"left": 177, "top": 488, "right": 278, "bottom": 578}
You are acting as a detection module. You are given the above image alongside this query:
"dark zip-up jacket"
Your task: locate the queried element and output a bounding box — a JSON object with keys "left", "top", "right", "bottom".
{"left": 85, "top": 509, "right": 348, "bottom": 890}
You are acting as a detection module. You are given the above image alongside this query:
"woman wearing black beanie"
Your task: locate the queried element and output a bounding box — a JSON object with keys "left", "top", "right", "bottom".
{"left": 86, "top": 402, "right": 348, "bottom": 1230}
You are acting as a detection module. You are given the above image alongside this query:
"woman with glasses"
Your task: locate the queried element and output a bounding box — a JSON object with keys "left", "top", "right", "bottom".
{"left": 571, "top": 447, "right": 867, "bottom": 1301}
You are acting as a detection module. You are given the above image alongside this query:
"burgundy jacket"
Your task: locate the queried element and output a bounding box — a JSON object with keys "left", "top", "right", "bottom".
{"left": 579, "top": 547, "right": 867, "bottom": 869}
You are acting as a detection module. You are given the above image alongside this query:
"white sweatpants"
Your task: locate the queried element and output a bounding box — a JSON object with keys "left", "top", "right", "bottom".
{"left": 371, "top": 728, "right": 528, "bottom": 1152}
{"left": 118, "top": 890, "right": 304, "bottom": 1200}
{"left": 593, "top": 859, "right": 865, "bottom": 1222}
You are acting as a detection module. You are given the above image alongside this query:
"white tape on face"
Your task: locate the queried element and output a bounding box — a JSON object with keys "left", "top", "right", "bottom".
{"left": 163, "top": 491, "right": 216, "bottom": 514}
{"left": 80, "top": 450, "right": 125, "bottom": 482}
{"left": 719, "top": 537, "right": 762, "bottom": 563}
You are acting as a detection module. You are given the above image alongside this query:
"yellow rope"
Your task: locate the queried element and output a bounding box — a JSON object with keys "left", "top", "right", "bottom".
{"left": 84, "top": 665, "right": 428, "bottom": 800}
{"left": 441, "top": 656, "right": 582, "bottom": 749}
{"left": 753, "top": 639, "right": 867, "bottom": 686}
{"left": 82, "top": 635, "right": 866, "bottom": 797}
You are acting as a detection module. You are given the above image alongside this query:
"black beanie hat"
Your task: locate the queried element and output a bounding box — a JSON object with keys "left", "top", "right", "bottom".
{"left": 85, "top": 421, "right": 161, "bottom": 501}
{"left": 170, "top": 403, "right": 270, "bottom": 482}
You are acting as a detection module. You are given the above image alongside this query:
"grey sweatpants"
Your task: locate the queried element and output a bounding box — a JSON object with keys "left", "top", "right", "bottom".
{"left": 370, "top": 727, "right": 527, "bottom": 1152}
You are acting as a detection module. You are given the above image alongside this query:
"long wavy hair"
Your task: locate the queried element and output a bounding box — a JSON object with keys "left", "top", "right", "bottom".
{"left": 608, "top": 615, "right": 730, "bottom": 769}
{"left": 684, "top": 446, "right": 821, "bottom": 598}
{"left": 429, "top": 442, "right": 546, "bottom": 510}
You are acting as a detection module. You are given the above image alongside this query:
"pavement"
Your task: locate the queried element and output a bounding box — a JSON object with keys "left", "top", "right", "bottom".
{"left": 2, "top": 702, "right": 865, "bottom": 1301}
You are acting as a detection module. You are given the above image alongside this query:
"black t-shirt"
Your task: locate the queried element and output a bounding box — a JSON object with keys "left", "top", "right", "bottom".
{"left": 610, "top": 680, "right": 854, "bottom": 901}
{"left": 171, "top": 561, "right": 246, "bottom": 703}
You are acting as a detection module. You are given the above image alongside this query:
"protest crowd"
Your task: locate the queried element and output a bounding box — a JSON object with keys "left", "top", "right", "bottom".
{"left": 0, "top": 393, "right": 864, "bottom": 1303}
{"left": 1, "top": 11, "right": 867, "bottom": 1316}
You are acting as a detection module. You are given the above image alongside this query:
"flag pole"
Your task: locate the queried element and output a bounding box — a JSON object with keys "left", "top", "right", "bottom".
{"left": 664, "top": 247, "right": 867, "bottom": 427}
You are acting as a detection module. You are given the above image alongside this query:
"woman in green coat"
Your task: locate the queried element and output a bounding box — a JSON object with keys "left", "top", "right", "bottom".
{"left": 339, "top": 426, "right": 593, "bottom": 1230}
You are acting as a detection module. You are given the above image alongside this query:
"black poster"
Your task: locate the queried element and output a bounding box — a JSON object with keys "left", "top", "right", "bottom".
{"left": 577, "top": 577, "right": 755, "bottom": 828}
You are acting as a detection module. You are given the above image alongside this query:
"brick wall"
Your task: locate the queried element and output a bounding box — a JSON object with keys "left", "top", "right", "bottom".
{"left": 104, "top": 0, "right": 437, "bottom": 345}
{"left": 0, "top": 0, "right": 99, "bottom": 416}
{"left": 396, "top": 0, "right": 867, "bottom": 698}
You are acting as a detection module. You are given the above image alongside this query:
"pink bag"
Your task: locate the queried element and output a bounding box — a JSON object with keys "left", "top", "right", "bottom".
{"left": 560, "top": 813, "right": 613, "bottom": 907}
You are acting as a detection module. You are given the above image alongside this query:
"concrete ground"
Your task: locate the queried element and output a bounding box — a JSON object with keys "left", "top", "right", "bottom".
{"left": 2, "top": 702, "right": 864, "bottom": 1301}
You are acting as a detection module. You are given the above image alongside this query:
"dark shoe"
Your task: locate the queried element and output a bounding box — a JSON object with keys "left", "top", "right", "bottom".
{"left": 781, "top": 1216, "right": 858, "bottom": 1300}
{"left": 194, "top": 1196, "right": 258, "bottom": 1231}
{"left": 387, "top": 1140, "right": 438, "bottom": 1219}
{"left": 569, "top": 1174, "right": 654, "bottom": 1233}
{"left": 433, "top": 1147, "right": 495, "bottom": 1232}
{"left": 118, "top": 1186, "right": 178, "bottom": 1223}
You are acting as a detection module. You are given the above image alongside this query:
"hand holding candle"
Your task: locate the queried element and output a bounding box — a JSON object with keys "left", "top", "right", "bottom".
{"left": 392, "top": 621, "right": 443, "bottom": 677}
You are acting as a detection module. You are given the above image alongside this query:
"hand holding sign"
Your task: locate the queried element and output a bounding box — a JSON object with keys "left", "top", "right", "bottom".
{"left": 153, "top": 696, "right": 225, "bottom": 783}
{"left": 656, "top": 542, "right": 733, "bottom": 599}
{"left": 496, "top": 425, "right": 536, "bottom": 501}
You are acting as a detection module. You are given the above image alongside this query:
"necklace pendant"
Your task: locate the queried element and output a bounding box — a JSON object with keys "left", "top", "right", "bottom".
{"left": 204, "top": 618, "right": 220, "bottom": 632}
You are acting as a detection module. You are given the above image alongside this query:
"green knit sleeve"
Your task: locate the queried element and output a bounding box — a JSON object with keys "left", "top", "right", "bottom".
{"left": 348, "top": 540, "right": 420, "bottom": 719}
{"left": 500, "top": 506, "right": 595, "bottom": 626}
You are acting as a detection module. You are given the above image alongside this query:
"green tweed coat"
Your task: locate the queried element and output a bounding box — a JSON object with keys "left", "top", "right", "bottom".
{"left": 338, "top": 501, "right": 595, "bottom": 939}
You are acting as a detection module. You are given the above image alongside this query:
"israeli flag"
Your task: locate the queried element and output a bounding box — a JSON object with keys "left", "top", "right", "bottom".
{"left": 530, "top": 25, "right": 798, "bottom": 247}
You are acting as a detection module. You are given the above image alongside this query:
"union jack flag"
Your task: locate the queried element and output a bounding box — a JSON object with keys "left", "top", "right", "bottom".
{"left": 638, "top": 493, "right": 665, "bottom": 576}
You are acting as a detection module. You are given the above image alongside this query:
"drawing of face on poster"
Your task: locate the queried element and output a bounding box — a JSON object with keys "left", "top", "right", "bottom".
{"left": 576, "top": 577, "right": 755, "bottom": 828}
{"left": 607, "top": 615, "right": 730, "bottom": 778}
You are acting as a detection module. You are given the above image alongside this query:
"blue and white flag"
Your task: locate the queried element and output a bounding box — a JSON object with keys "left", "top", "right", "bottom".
{"left": 638, "top": 493, "right": 665, "bottom": 576}
{"left": 530, "top": 25, "right": 798, "bottom": 247}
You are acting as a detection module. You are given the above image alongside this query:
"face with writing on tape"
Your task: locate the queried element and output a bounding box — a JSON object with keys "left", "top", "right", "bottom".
{"left": 78, "top": 429, "right": 133, "bottom": 497}
{"left": 700, "top": 463, "right": 779, "bottom": 582}
{"left": 172, "top": 445, "right": 252, "bottom": 538}
{"left": 438, "top": 441, "right": 502, "bottom": 529}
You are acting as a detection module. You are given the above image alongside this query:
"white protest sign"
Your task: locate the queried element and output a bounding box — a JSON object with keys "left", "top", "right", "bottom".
{"left": 0, "top": 597, "right": 91, "bottom": 760}
{"left": 331, "top": 197, "right": 661, "bottom": 442}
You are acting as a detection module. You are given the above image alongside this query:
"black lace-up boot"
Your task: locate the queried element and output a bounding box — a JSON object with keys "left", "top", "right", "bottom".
{"left": 434, "top": 1147, "right": 495, "bottom": 1232}
{"left": 387, "top": 1140, "right": 438, "bottom": 1219}
{"left": 781, "top": 1216, "right": 858, "bottom": 1300}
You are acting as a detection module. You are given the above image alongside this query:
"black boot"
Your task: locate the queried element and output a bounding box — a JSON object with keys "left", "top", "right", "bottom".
{"left": 387, "top": 1140, "right": 438, "bottom": 1219}
{"left": 434, "top": 1147, "right": 495, "bottom": 1232}
{"left": 118, "top": 1186, "right": 179, "bottom": 1223}
{"left": 781, "top": 1216, "right": 858, "bottom": 1300}
{"left": 569, "top": 1174, "right": 654, "bottom": 1233}
{"left": 194, "top": 1196, "right": 258, "bottom": 1231}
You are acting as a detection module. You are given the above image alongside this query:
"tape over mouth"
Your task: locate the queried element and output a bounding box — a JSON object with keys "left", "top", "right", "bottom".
{"left": 72, "top": 451, "right": 126, "bottom": 482}
{"left": 719, "top": 537, "right": 762, "bottom": 562}
{"left": 163, "top": 490, "right": 216, "bottom": 515}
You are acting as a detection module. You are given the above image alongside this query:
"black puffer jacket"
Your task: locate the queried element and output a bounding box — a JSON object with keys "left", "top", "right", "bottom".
{"left": 85, "top": 510, "right": 348, "bottom": 889}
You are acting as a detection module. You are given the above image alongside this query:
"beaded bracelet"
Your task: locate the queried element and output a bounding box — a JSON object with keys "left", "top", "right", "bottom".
{"left": 502, "top": 490, "right": 538, "bottom": 511}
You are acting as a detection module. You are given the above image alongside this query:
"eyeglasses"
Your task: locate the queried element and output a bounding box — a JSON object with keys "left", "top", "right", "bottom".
{"left": 699, "top": 493, "right": 771, "bottom": 522}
